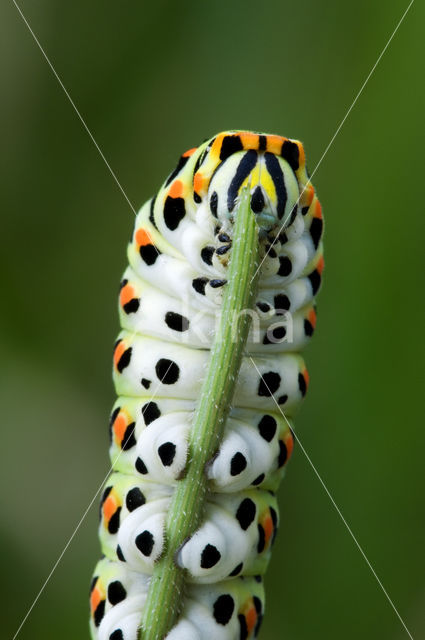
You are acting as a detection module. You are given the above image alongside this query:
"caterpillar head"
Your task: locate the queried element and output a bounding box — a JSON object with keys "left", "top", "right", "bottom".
{"left": 193, "top": 132, "right": 307, "bottom": 232}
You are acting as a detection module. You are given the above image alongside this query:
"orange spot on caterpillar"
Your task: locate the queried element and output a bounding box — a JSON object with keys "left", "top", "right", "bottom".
{"left": 301, "top": 184, "right": 315, "bottom": 208}
{"left": 303, "top": 368, "right": 310, "bottom": 389}
{"left": 90, "top": 585, "right": 103, "bottom": 615}
{"left": 193, "top": 172, "right": 204, "bottom": 193}
{"left": 267, "top": 134, "right": 287, "bottom": 155}
{"left": 317, "top": 255, "right": 325, "bottom": 275}
{"left": 284, "top": 430, "right": 294, "bottom": 461}
{"left": 245, "top": 605, "right": 257, "bottom": 634}
{"left": 239, "top": 131, "right": 261, "bottom": 149}
{"left": 308, "top": 307, "right": 317, "bottom": 329}
{"left": 113, "top": 412, "right": 128, "bottom": 444}
{"left": 135, "top": 228, "right": 153, "bottom": 247}
{"left": 103, "top": 493, "right": 118, "bottom": 524}
{"left": 262, "top": 514, "right": 274, "bottom": 546}
{"left": 314, "top": 199, "right": 323, "bottom": 219}
{"left": 210, "top": 133, "right": 226, "bottom": 157}
{"left": 120, "top": 283, "right": 136, "bottom": 307}
{"left": 182, "top": 147, "right": 197, "bottom": 157}
{"left": 113, "top": 341, "right": 126, "bottom": 370}
{"left": 169, "top": 179, "right": 183, "bottom": 198}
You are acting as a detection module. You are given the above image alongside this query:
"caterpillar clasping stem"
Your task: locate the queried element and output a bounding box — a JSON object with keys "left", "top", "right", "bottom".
{"left": 90, "top": 131, "right": 323, "bottom": 640}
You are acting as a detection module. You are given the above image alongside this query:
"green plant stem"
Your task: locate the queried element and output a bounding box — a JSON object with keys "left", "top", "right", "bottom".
{"left": 140, "top": 188, "right": 260, "bottom": 640}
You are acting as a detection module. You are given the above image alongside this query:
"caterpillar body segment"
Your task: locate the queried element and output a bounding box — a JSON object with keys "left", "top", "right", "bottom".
{"left": 91, "top": 131, "right": 323, "bottom": 639}
{"left": 91, "top": 558, "right": 264, "bottom": 640}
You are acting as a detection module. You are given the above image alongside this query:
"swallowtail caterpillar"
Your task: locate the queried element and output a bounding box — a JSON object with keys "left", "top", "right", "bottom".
{"left": 90, "top": 130, "right": 324, "bottom": 640}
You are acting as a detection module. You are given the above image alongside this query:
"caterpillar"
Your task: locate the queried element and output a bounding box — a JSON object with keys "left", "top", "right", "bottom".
{"left": 90, "top": 130, "right": 324, "bottom": 640}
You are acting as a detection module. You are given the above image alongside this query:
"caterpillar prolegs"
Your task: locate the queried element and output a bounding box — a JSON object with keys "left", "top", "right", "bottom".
{"left": 90, "top": 131, "right": 324, "bottom": 639}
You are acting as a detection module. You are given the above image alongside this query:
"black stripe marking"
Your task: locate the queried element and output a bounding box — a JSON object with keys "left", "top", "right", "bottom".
{"left": 109, "top": 407, "right": 120, "bottom": 442}
{"left": 90, "top": 576, "right": 98, "bottom": 594}
{"left": 117, "top": 347, "right": 132, "bottom": 373}
{"left": 122, "top": 423, "right": 136, "bottom": 450}
{"left": 94, "top": 599, "right": 105, "bottom": 627}
{"left": 164, "top": 155, "right": 189, "bottom": 187}
{"left": 264, "top": 152, "right": 287, "bottom": 219}
{"left": 149, "top": 195, "right": 157, "bottom": 229}
{"left": 308, "top": 269, "right": 322, "bottom": 295}
{"left": 101, "top": 486, "right": 112, "bottom": 506}
{"left": 193, "top": 140, "right": 214, "bottom": 175}
{"left": 259, "top": 135, "right": 267, "bottom": 151}
{"left": 108, "top": 506, "right": 121, "bottom": 534}
{"left": 193, "top": 154, "right": 203, "bottom": 175}
{"left": 288, "top": 204, "right": 298, "bottom": 226}
{"left": 220, "top": 135, "right": 243, "bottom": 161}
{"left": 281, "top": 140, "right": 300, "bottom": 171}
{"left": 227, "top": 150, "right": 258, "bottom": 212}
{"left": 310, "top": 217, "right": 323, "bottom": 249}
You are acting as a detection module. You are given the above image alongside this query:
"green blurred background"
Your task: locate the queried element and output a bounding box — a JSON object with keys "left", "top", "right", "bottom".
{"left": 1, "top": 1, "right": 424, "bottom": 638}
